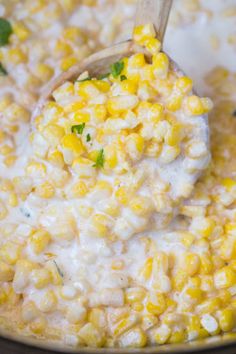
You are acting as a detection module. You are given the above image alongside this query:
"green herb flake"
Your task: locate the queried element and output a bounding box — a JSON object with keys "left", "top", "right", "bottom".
{"left": 71, "top": 123, "right": 85, "bottom": 134}
{"left": 0, "top": 18, "right": 13, "bottom": 47}
{"left": 86, "top": 133, "right": 91, "bottom": 142}
{"left": 93, "top": 148, "right": 105, "bottom": 168}
{"left": 98, "top": 72, "right": 110, "bottom": 80}
{"left": 110, "top": 60, "right": 124, "bottom": 78}
{"left": 233, "top": 110, "right": 236, "bottom": 117}
{"left": 53, "top": 260, "right": 64, "bottom": 278}
{"left": 77, "top": 76, "right": 91, "bottom": 82}
{"left": 120, "top": 75, "right": 127, "bottom": 81}
{"left": 0, "top": 62, "right": 7, "bottom": 76}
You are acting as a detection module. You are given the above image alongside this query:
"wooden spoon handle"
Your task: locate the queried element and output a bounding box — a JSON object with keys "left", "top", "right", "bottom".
{"left": 135, "top": 0, "right": 173, "bottom": 41}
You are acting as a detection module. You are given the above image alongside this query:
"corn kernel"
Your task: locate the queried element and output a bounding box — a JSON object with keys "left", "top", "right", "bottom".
{"left": 119, "top": 327, "right": 147, "bottom": 348}
{"left": 146, "top": 292, "right": 166, "bottom": 315}
{"left": 28, "top": 229, "right": 51, "bottom": 254}
{"left": 78, "top": 323, "right": 105, "bottom": 347}
{"left": 152, "top": 52, "right": 169, "bottom": 79}
{"left": 214, "top": 267, "right": 236, "bottom": 289}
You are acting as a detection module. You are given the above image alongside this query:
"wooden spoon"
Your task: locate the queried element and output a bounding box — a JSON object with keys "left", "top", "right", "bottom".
{"left": 32, "top": 0, "right": 173, "bottom": 120}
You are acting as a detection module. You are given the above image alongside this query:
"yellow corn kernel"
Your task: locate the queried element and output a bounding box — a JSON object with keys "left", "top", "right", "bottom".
{"left": 129, "top": 53, "right": 146, "bottom": 68}
{"left": 71, "top": 181, "right": 88, "bottom": 198}
{"left": 64, "top": 101, "right": 85, "bottom": 114}
{"left": 159, "top": 144, "right": 180, "bottom": 164}
{"left": 4, "top": 103, "right": 30, "bottom": 122}
{"left": 4, "top": 155, "right": 17, "bottom": 167}
{"left": 219, "top": 238, "right": 236, "bottom": 261}
{"left": 165, "top": 123, "right": 182, "bottom": 145}
{"left": 78, "top": 323, "right": 105, "bottom": 347}
{"left": 133, "top": 23, "right": 156, "bottom": 45}
{"left": 129, "top": 196, "right": 153, "bottom": 216}
{"left": 28, "top": 229, "right": 51, "bottom": 254}
{"left": 172, "top": 271, "right": 187, "bottom": 291}
{"left": 139, "top": 62, "right": 155, "bottom": 82}
{"left": 201, "top": 97, "right": 213, "bottom": 113}
{"left": 138, "top": 80, "right": 157, "bottom": 100}
{"left": 60, "top": 56, "right": 77, "bottom": 71}
{"left": 151, "top": 324, "right": 171, "bottom": 345}
{"left": 132, "top": 302, "right": 144, "bottom": 312}
{"left": 0, "top": 145, "right": 14, "bottom": 156}
{"left": 0, "top": 289, "right": 7, "bottom": 305}
{"left": 222, "top": 178, "right": 236, "bottom": 192}
{"left": 13, "top": 21, "right": 31, "bottom": 41}
{"left": 112, "top": 314, "right": 137, "bottom": 337}
{"left": 146, "top": 292, "right": 166, "bottom": 316}
{"left": 30, "top": 316, "right": 47, "bottom": 335}
{"left": 107, "top": 95, "right": 139, "bottom": 115}
{"left": 187, "top": 315, "right": 201, "bottom": 333}
{"left": 72, "top": 157, "right": 95, "bottom": 178}
{"left": 89, "top": 308, "right": 106, "bottom": 329}
{"left": 38, "top": 290, "right": 57, "bottom": 313}
{"left": 62, "top": 134, "right": 84, "bottom": 155}
{"left": 7, "top": 192, "right": 18, "bottom": 207}
{"left": 185, "top": 253, "right": 200, "bottom": 276}
{"left": 71, "top": 110, "right": 90, "bottom": 125}
{"left": 184, "top": 95, "right": 205, "bottom": 116}
{"left": 139, "top": 257, "right": 153, "bottom": 281}
{"left": 76, "top": 81, "right": 100, "bottom": 100}
{"left": 200, "top": 314, "right": 219, "bottom": 335}
{"left": 7, "top": 48, "right": 27, "bottom": 64}
{"left": 197, "top": 298, "right": 221, "bottom": 315}
{"left": 0, "top": 94, "right": 12, "bottom": 111}
{"left": 199, "top": 254, "right": 213, "bottom": 275}
{"left": 21, "top": 301, "right": 39, "bottom": 323}
{"left": 94, "top": 80, "right": 110, "bottom": 93}
{"left": 103, "top": 145, "right": 118, "bottom": 169}
{"left": 63, "top": 26, "right": 84, "bottom": 41}
{"left": 145, "top": 37, "right": 161, "bottom": 55}
{"left": 91, "top": 104, "right": 107, "bottom": 122}
{"left": 35, "top": 63, "right": 54, "bottom": 82}
{"left": 218, "top": 309, "right": 235, "bottom": 332}
{"left": 35, "top": 181, "right": 55, "bottom": 199}
{"left": 55, "top": 40, "right": 73, "bottom": 57}
{"left": 175, "top": 76, "right": 193, "bottom": 94}
{"left": 46, "top": 261, "right": 63, "bottom": 286}
{"left": 13, "top": 260, "right": 35, "bottom": 292}
{"left": 144, "top": 140, "right": 162, "bottom": 157}
{"left": 0, "top": 261, "right": 14, "bottom": 281}
{"left": 52, "top": 82, "right": 74, "bottom": 103}
{"left": 185, "top": 288, "right": 204, "bottom": 303}
{"left": 152, "top": 52, "right": 169, "bottom": 79}
{"left": 115, "top": 186, "right": 130, "bottom": 206}
{"left": 192, "top": 217, "right": 215, "bottom": 238}
{"left": 119, "top": 327, "right": 147, "bottom": 348}
{"left": 43, "top": 124, "right": 65, "bottom": 147}
{"left": 90, "top": 213, "right": 110, "bottom": 238}
{"left": 126, "top": 133, "right": 144, "bottom": 161}
{"left": 94, "top": 180, "right": 112, "bottom": 194}
{"left": 125, "top": 287, "right": 146, "bottom": 304}
{"left": 214, "top": 267, "right": 236, "bottom": 289}
{"left": 31, "top": 268, "right": 51, "bottom": 289}
{"left": 0, "top": 242, "right": 21, "bottom": 265}
{"left": 168, "top": 329, "right": 186, "bottom": 344}
{"left": 48, "top": 150, "right": 64, "bottom": 168}
{"left": 111, "top": 259, "right": 124, "bottom": 271}
{"left": 26, "top": 161, "right": 46, "bottom": 177}
{"left": 180, "top": 231, "right": 195, "bottom": 248}
{"left": 119, "top": 79, "right": 137, "bottom": 95}
{"left": 0, "top": 200, "right": 8, "bottom": 220}
{"left": 166, "top": 94, "right": 182, "bottom": 112}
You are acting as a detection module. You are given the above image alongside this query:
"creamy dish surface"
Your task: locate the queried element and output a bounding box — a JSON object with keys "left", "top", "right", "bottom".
{"left": 0, "top": 0, "right": 236, "bottom": 349}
